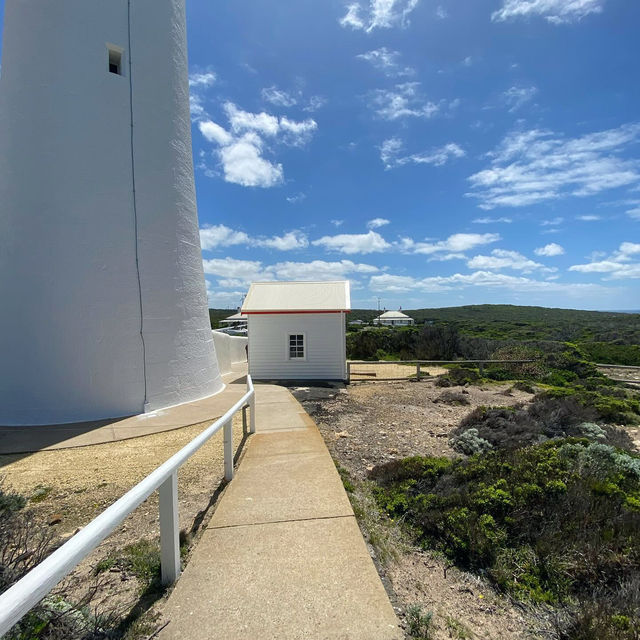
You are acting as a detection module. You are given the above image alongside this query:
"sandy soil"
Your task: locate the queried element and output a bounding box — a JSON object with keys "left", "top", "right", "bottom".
{"left": 349, "top": 362, "right": 447, "bottom": 381}
{"left": 297, "top": 378, "right": 551, "bottom": 640}
{"left": 0, "top": 416, "right": 246, "bottom": 631}
{"left": 598, "top": 365, "right": 640, "bottom": 384}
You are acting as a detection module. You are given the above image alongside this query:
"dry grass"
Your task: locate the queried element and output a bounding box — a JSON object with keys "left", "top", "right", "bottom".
{"left": 349, "top": 362, "right": 447, "bottom": 381}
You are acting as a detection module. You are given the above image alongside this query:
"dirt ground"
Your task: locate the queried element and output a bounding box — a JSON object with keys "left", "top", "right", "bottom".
{"left": 0, "top": 416, "right": 246, "bottom": 633}
{"left": 296, "top": 378, "right": 552, "bottom": 640}
{"left": 597, "top": 365, "right": 640, "bottom": 384}
{"left": 349, "top": 363, "right": 448, "bottom": 381}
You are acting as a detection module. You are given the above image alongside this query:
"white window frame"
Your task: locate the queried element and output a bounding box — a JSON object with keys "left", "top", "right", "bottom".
{"left": 287, "top": 332, "right": 306, "bottom": 361}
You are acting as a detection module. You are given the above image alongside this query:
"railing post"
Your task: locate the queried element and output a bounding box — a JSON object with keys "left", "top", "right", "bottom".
{"left": 242, "top": 405, "right": 248, "bottom": 435}
{"left": 224, "top": 418, "right": 234, "bottom": 481}
{"left": 346, "top": 361, "right": 351, "bottom": 384}
{"left": 479, "top": 361, "right": 485, "bottom": 376}
{"left": 249, "top": 392, "right": 256, "bottom": 435}
{"left": 159, "top": 471, "right": 180, "bottom": 585}
{"left": 416, "top": 363, "right": 421, "bottom": 381}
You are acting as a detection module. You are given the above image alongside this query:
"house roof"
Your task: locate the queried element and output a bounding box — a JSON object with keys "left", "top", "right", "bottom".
{"left": 376, "top": 310, "right": 412, "bottom": 319}
{"left": 220, "top": 312, "right": 248, "bottom": 323}
{"left": 242, "top": 281, "right": 351, "bottom": 313}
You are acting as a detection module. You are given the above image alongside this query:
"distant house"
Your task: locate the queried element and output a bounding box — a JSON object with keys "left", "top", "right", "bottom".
{"left": 242, "top": 281, "right": 351, "bottom": 381}
{"left": 373, "top": 310, "right": 415, "bottom": 327}
{"left": 348, "top": 319, "right": 365, "bottom": 326}
{"left": 219, "top": 311, "right": 248, "bottom": 330}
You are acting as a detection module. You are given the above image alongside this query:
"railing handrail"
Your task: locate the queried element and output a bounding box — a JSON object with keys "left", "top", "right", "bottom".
{"left": 0, "top": 376, "right": 256, "bottom": 637}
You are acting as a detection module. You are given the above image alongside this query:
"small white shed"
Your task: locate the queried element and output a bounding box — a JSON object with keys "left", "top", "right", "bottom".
{"left": 242, "top": 281, "right": 351, "bottom": 381}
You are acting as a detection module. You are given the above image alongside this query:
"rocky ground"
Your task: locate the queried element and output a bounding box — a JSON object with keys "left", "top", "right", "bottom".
{"left": 294, "top": 376, "right": 554, "bottom": 640}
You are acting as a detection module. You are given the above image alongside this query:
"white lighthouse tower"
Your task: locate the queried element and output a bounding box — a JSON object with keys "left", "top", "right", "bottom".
{"left": 0, "top": 0, "right": 224, "bottom": 425}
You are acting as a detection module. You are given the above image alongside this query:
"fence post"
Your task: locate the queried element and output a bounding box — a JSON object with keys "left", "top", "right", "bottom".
{"left": 416, "top": 363, "right": 421, "bottom": 381}
{"left": 479, "top": 361, "right": 485, "bottom": 376}
{"left": 224, "top": 419, "right": 234, "bottom": 481}
{"left": 249, "top": 392, "right": 256, "bottom": 434}
{"left": 346, "top": 361, "right": 351, "bottom": 384}
{"left": 159, "top": 471, "right": 180, "bottom": 585}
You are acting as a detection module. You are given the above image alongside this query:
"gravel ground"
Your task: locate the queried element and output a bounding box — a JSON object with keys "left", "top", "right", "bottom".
{"left": 295, "top": 378, "right": 551, "bottom": 640}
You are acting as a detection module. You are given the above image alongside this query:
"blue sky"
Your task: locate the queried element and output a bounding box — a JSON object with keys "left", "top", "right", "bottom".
{"left": 4, "top": 0, "right": 640, "bottom": 310}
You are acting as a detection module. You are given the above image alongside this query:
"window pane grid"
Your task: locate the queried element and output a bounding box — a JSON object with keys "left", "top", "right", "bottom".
{"left": 289, "top": 334, "right": 304, "bottom": 359}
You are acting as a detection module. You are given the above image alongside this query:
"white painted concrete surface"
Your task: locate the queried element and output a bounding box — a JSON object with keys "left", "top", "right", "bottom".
{"left": 212, "top": 332, "right": 248, "bottom": 376}
{"left": 0, "top": 0, "right": 222, "bottom": 425}
{"left": 248, "top": 314, "right": 347, "bottom": 380}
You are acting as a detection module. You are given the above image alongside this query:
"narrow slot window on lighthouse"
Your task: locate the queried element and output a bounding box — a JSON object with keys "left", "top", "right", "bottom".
{"left": 108, "top": 47, "right": 122, "bottom": 75}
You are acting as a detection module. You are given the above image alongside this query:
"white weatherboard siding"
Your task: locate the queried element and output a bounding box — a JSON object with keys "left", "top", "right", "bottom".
{"left": 0, "top": 0, "right": 222, "bottom": 425}
{"left": 248, "top": 314, "right": 347, "bottom": 380}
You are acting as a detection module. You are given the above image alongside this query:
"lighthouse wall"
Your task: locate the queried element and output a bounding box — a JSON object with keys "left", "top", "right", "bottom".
{"left": 0, "top": 0, "right": 223, "bottom": 425}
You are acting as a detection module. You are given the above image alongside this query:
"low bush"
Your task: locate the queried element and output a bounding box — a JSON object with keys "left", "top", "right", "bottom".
{"left": 371, "top": 440, "right": 640, "bottom": 637}
{"left": 435, "top": 391, "right": 470, "bottom": 406}
{"left": 435, "top": 367, "right": 480, "bottom": 387}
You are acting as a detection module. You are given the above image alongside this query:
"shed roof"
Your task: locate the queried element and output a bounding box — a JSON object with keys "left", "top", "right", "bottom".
{"left": 220, "top": 312, "right": 248, "bottom": 323}
{"left": 242, "top": 281, "right": 351, "bottom": 313}
{"left": 376, "top": 310, "right": 412, "bottom": 319}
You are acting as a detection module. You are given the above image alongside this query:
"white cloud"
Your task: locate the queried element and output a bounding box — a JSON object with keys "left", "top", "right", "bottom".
{"left": 473, "top": 216, "right": 513, "bottom": 224}
{"left": 569, "top": 242, "right": 640, "bottom": 279}
{"left": 540, "top": 217, "right": 564, "bottom": 226}
{"left": 628, "top": 207, "right": 640, "bottom": 220}
{"left": 370, "top": 270, "right": 611, "bottom": 295}
{"left": 261, "top": 87, "right": 327, "bottom": 113}
{"left": 401, "top": 232, "right": 501, "bottom": 255}
{"left": 357, "top": 47, "right": 414, "bottom": 77}
{"left": 217, "top": 132, "right": 284, "bottom": 188}
{"left": 286, "top": 192, "right": 307, "bottom": 204}
{"left": 503, "top": 85, "right": 538, "bottom": 112}
{"left": 197, "top": 103, "right": 317, "bottom": 188}
{"left": 312, "top": 230, "right": 392, "bottom": 254}
{"left": 339, "top": 0, "right": 420, "bottom": 32}
{"left": 255, "top": 231, "right": 309, "bottom": 251}
{"left": 200, "top": 224, "right": 250, "bottom": 250}
{"left": 381, "top": 138, "right": 465, "bottom": 169}
{"left": 261, "top": 86, "right": 297, "bottom": 107}
{"left": 189, "top": 71, "right": 217, "bottom": 88}
{"left": 467, "top": 123, "right": 640, "bottom": 209}
{"left": 535, "top": 243, "right": 565, "bottom": 256}
{"left": 367, "top": 217, "right": 391, "bottom": 229}
{"left": 370, "top": 83, "right": 440, "bottom": 120}
{"left": 200, "top": 226, "right": 309, "bottom": 251}
{"left": 435, "top": 5, "right": 448, "bottom": 18}
{"left": 331, "top": 219, "right": 344, "bottom": 227}
{"left": 576, "top": 214, "right": 601, "bottom": 221}
{"left": 203, "top": 257, "right": 380, "bottom": 289}
{"left": 492, "top": 0, "right": 605, "bottom": 24}
{"left": 468, "top": 249, "right": 553, "bottom": 273}
{"left": 199, "top": 121, "right": 233, "bottom": 146}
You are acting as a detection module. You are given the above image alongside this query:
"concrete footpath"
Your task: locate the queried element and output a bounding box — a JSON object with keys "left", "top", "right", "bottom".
{"left": 158, "top": 384, "right": 403, "bottom": 640}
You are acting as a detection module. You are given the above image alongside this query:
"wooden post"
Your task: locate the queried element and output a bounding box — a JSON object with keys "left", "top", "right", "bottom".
{"left": 416, "top": 363, "right": 421, "bottom": 381}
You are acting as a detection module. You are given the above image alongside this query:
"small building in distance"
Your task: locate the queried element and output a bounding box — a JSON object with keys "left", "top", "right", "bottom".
{"left": 218, "top": 311, "right": 248, "bottom": 333}
{"left": 373, "top": 309, "right": 415, "bottom": 327}
{"left": 242, "top": 281, "right": 350, "bottom": 381}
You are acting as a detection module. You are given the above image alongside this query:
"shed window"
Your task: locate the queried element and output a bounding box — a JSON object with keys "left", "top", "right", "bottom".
{"left": 108, "top": 46, "right": 123, "bottom": 75}
{"left": 289, "top": 334, "right": 305, "bottom": 359}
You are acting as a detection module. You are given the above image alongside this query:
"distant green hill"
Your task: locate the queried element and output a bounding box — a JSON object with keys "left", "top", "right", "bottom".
{"left": 349, "top": 304, "right": 639, "bottom": 344}
{"left": 345, "top": 304, "right": 640, "bottom": 365}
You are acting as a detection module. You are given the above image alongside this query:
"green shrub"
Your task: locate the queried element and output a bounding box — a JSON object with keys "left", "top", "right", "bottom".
{"left": 406, "top": 604, "right": 433, "bottom": 639}
{"left": 435, "top": 367, "right": 480, "bottom": 387}
{"left": 371, "top": 440, "right": 640, "bottom": 625}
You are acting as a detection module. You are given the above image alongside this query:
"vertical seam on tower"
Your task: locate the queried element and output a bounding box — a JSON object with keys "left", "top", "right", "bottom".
{"left": 127, "top": 0, "right": 149, "bottom": 410}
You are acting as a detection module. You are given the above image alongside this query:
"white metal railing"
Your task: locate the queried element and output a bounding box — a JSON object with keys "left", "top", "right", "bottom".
{"left": 0, "top": 376, "right": 256, "bottom": 637}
